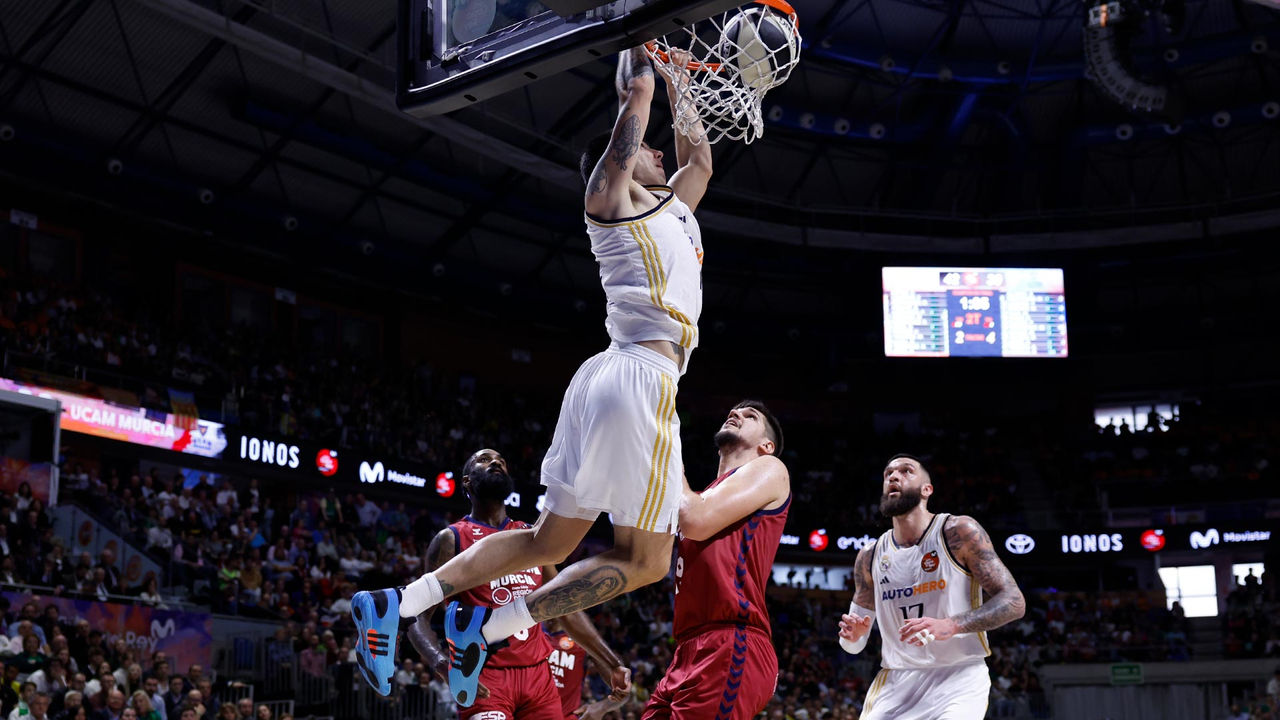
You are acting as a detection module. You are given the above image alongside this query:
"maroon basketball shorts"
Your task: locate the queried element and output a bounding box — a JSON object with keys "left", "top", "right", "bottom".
{"left": 459, "top": 662, "right": 563, "bottom": 720}
{"left": 643, "top": 625, "right": 777, "bottom": 720}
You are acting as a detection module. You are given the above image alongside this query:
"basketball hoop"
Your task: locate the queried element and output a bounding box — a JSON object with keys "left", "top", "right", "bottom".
{"left": 645, "top": 0, "right": 801, "bottom": 145}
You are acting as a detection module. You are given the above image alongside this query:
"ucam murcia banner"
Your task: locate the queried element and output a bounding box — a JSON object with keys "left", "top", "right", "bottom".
{"left": 0, "top": 377, "right": 226, "bottom": 457}
{"left": 2, "top": 590, "right": 213, "bottom": 670}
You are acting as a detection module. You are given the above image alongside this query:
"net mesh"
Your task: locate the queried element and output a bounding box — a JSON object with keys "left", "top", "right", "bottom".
{"left": 647, "top": 0, "right": 801, "bottom": 145}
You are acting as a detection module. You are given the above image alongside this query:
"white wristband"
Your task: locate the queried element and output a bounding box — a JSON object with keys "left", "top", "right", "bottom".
{"left": 839, "top": 601, "right": 876, "bottom": 655}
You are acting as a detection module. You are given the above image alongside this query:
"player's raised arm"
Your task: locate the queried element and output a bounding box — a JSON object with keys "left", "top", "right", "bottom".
{"left": 656, "top": 50, "right": 713, "bottom": 212}
{"left": 583, "top": 47, "right": 655, "bottom": 218}
{"left": 678, "top": 455, "right": 788, "bottom": 541}
{"left": 837, "top": 545, "right": 876, "bottom": 654}
{"left": 941, "top": 515, "right": 1026, "bottom": 632}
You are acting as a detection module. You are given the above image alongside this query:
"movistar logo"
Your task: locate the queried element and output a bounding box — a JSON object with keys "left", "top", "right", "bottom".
{"left": 360, "top": 461, "right": 384, "bottom": 484}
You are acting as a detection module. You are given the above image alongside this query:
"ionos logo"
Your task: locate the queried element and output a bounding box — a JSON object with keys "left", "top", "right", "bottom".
{"left": 239, "top": 435, "right": 300, "bottom": 469}
{"left": 837, "top": 534, "right": 875, "bottom": 551}
{"left": 882, "top": 579, "right": 948, "bottom": 601}
{"left": 1190, "top": 529, "right": 1219, "bottom": 549}
{"left": 1061, "top": 533, "right": 1124, "bottom": 553}
{"left": 1005, "top": 534, "right": 1036, "bottom": 555}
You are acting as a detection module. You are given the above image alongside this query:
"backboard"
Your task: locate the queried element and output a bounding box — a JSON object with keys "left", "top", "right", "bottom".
{"left": 397, "top": 0, "right": 746, "bottom": 117}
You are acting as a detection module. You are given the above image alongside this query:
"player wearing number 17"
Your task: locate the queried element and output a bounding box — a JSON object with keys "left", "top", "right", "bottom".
{"left": 642, "top": 401, "right": 790, "bottom": 720}
{"left": 837, "top": 455, "right": 1025, "bottom": 720}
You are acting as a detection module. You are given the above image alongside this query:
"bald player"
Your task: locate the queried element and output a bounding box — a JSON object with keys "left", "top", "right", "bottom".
{"left": 837, "top": 454, "right": 1026, "bottom": 720}
{"left": 405, "top": 449, "right": 628, "bottom": 720}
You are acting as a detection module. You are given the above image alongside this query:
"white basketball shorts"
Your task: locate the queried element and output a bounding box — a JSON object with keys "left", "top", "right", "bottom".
{"left": 540, "top": 341, "right": 681, "bottom": 534}
{"left": 860, "top": 661, "right": 990, "bottom": 720}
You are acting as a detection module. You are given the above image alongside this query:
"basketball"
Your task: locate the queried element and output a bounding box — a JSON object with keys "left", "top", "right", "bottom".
{"left": 721, "top": 7, "right": 800, "bottom": 91}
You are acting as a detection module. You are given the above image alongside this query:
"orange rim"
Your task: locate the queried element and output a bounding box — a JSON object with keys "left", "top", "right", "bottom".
{"left": 645, "top": 0, "right": 800, "bottom": 74}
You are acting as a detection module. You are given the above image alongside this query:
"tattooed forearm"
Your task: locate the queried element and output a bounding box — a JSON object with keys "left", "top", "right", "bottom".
{"left": 944, "top": 516, "right": 1025, "bottom": 633}
{"left": 527, "top": 565, "right": 626, "bottom": 621}
{"left": 852, "top": 546, "right": 875, "bottom": 610}
{"left": 609, "top": 115, "right": 641, "bottom": 171}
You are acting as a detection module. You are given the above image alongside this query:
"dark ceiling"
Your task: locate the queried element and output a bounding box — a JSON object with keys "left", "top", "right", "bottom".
{"left": 1, "top": 0, "right": 1279, "bottom": 297}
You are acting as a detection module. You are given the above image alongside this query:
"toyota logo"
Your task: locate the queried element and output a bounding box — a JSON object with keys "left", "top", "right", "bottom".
{"left": 1004, "top": 534, "right": 1036, "bottom": 555}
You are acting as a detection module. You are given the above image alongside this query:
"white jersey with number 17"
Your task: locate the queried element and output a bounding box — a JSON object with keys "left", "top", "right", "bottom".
{"left": 872, "top": 512, "right": 991, "bottom": 669}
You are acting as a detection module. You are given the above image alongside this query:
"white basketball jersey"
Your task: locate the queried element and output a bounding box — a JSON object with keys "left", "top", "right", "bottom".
{"left": 872, "top": 513, "right": 991, "bottom": 669}
{"left": 585, "top": 186, "right": 703, "bottom": 375}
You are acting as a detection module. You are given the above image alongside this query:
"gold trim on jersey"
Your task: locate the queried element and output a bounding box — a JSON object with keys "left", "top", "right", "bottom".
{"left": 637, "top": 375, "right": 677, "bottom": 532}
{"left": 860, "top": 669, "right": 890, "bottom": 718}
{"left": 971, "top": 580, "right": 991, "bottom": 656}
{"left": 632, "top": 220, "right": 696, "bottom": 348}
{"left": 584, "top": 191, "right": 675, "bottom": 227}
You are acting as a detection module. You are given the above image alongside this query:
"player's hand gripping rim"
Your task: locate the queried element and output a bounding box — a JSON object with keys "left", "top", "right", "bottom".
{"left": 899, "top": 616, "right": 961, "bottom": 646}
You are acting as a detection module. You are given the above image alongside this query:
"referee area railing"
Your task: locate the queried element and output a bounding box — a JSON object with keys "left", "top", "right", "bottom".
{"left": 217, "top": 640, "right": 446, "bottom": 720}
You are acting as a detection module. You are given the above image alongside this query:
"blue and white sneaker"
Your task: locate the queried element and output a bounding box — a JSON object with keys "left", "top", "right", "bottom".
{"left": 444, "top": 602, "right": 501, "bottom": 707}
{"left": 351, "top": 588, "right": 401, "bottom": 696}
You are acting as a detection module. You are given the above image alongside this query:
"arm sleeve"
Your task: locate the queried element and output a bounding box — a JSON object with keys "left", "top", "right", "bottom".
{"left": 839, "top": 600, "right": 877, "bottom": 655}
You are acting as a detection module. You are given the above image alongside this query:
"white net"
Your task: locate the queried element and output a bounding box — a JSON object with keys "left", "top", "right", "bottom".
{"left": 646, "top": 0, "right": 801, "bottom": 145}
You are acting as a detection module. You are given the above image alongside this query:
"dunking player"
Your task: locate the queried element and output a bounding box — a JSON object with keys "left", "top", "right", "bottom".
{"left": 353, "top": 44, "right": 713, "bottom": 707}
{"left": 405, "top": 449, "right": 628, "bottom": 720}
{"left": 643, "top": 401, "right": 790, "bottom": 719}
{"left": 837, "top": 455, "right": 1026, "bottom": 719}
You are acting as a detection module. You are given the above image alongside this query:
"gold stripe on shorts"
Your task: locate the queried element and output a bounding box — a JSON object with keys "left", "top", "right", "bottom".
{"left": 637, "top": 375, "right": 673, "bottom": 531}
{"left": 860, "top": 669, "right": 889, "bottom": 718}
{"left": 647, "top": 375, "right": 677, "bottom": 531}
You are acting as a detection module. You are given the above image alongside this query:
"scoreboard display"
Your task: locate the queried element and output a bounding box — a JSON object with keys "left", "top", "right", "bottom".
{"left": 883, "top": 267, "right": 1068, "bottom": 358}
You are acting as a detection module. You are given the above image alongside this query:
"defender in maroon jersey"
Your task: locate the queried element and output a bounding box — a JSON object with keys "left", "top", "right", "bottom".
{"left": 643, "top": 400, "right": 790, "bottom": 720}
{"left": 544, "top": 619, "right": 590, "bottom": 719}
{"left": 408, "top": 449, "right": 629, "bottom": 720}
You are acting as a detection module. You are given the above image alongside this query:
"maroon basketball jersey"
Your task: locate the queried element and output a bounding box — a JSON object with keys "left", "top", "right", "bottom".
{"left": 545, "top": 629, "right": 588, "bottom": 716}
{"left": 451, "top": 516, "right": 553, "bottom": 667}
{"left": 672, "top": 468, "right": 790, "bottom": 641}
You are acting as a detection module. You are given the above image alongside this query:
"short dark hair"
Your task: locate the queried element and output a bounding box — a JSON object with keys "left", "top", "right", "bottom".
{"left": 734, "top": 400, "right": 784, "bottom": 456}
{"left": 887, "top": 453, "right": 930, "bottom": 477}
{"left": 579, "top": 133, "right": 612, "bottom": 186}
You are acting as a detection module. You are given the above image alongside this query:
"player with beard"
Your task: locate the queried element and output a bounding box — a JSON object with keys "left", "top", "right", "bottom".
{"left": 406, "top": 449, "right": 629, "bottom": 720}
{"left": 642, "top": 400, "right": 789, "bottom": 720}
{"left": 836, "top": 454, "right": 1025, "bottom": 720}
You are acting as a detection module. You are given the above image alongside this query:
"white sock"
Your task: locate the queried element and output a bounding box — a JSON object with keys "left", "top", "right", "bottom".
{"left": 399, "top": 574, "right": 443, "bottom": 618}
{"left": 482, "top": 596, "right": 535, "bottom": 643}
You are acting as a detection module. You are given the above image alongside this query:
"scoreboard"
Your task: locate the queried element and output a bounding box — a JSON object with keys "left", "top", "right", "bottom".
{"left": 883, "top": 267, "right": 1068, "bottom": 358}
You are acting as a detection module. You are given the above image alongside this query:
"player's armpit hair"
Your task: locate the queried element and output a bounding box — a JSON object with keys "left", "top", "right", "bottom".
{"left": 943, "top": 515, "right": 1026, "bottom": 633}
